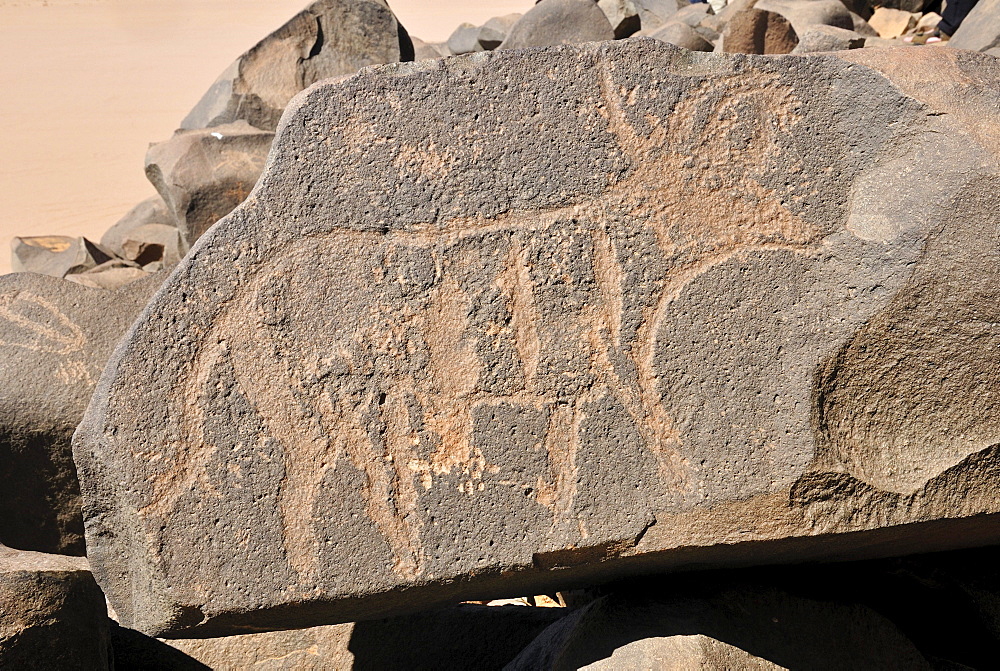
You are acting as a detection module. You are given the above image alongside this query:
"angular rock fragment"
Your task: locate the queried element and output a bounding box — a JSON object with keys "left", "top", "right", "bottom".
{"left": 598, "top": 0, "right": 642, "bottom": 38}
{"left": 100, "top": 196, "right": 175, "bottom": 259}
{"left": 791, "top": 25, "right": 865, "bottom": 52}
{"left": 478, "top": 14, "right": 523, "bottom": 50}
{"left": 505, "top": 582, "right": 931, "bottom": 669}
{"left": 11, "top": 236, "right": 114, "bottom": 279}
{"left": 754, "top": 0, "right": 854, "bottom": 33}
{"left": 76, "top": 42, "right": 1000, "bottom": 638}
{"left": 647, "top": 21, "right": 715, "bottom": 51}
{"left": 180, "top": 0, "right": 413, "bottom": 132}
{"left": 145, "top": 121, "right": 274, "bottom": 245}
{"left": 867, "top": 6, "right": 917, "bottom": 39}
{"left": 499, "top": 0, "right": 615, "bottom": 50}
{"left": 411, "top": 36, "right": 449, "bottom": 60}
{"left": 447, "top": 23, "right": 484, "bottom": 55}
{"left": 66, "top": 261, "right": 149, "bottom": 292}
{"left": 120, "top": 224, "right": 186, "bottom": 267}
{"left": 0, "top": 545, "right": 110, "bottom": 669}
{"left": 633, "top": 0, "right": 680, "bottom": 31}
{"left": 0, "top": 272, "right": 163, "bottom": 555}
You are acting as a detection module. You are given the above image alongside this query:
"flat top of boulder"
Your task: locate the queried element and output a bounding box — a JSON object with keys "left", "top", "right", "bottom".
{"left": 0, "top": 544, "right": 90, "bottom": 574}
{"left": 75, "top": 41, "right": 1000, "bottom": 638}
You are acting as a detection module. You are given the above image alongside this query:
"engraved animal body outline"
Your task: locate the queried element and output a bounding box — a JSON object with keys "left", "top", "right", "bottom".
{"left": 144, "top": 60, "right": 826, "bottom": 588}
{"left": 0, "top": 291, "right": 92, "bottom": 386}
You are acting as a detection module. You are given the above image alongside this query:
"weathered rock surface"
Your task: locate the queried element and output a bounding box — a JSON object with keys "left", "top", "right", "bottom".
{"left": 504, "top": 581, "right": 931, "bottom": 669}
{"left": 147, "top": 605, "right": 564, "bottom": 670}
{"left": 0, "top": 545, "right": 109, "bottom": 669}
{"left": 499, "top": 0, "right": 615, "bottom": 50}
{"left": 648, "top": 21, "right": 716, "bottom": 51}
{"left": 447, "top": 23, "right": 485, "bottom": 55}
{"left": 0, "top": 272, "right": 163, "bottom": 555}
{"left": 145, "top": 121, "right": 274, "bottom": 246}
{"left": 722, "top": 5, "right": 799, "bottom": 53}
{"left": 180, "top": 0, "right": 413, "bottom": 132}
{"left": 791, "top": 25, "right": 865, "bottom": 52}
{"left": 479, "top": 14, "right": 523, "bottom": 50}
{"left": 948, "top": 0, "right": 1000, "bottom": 50}
{"left": 100, "top": 196, "right": 176, "bottom": 260}
{"left": 76, "top": 42, "right": 1000, "bottom": 637}
{"left": 11, "top": 236, "right": 114, "bottom": 279}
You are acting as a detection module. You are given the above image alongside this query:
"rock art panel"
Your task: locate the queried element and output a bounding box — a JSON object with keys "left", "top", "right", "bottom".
{"left": 74, "top": 42, "right": 1000, "bottom": 637}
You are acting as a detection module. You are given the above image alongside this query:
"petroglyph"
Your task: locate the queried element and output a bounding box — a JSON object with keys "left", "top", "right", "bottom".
{"left": 140, "top": 64, "right": 830, "bottom": 582}
{"left": 0, "top": 292, "right": 92, "bottom": 385}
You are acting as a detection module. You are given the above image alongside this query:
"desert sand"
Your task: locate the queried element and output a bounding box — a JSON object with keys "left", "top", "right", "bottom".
{"left": 0, "top": 0, "right": 532, "bottom": 274}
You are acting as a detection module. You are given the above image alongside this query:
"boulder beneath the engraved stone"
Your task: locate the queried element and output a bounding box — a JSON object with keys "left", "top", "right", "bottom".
{"left": 499, "top": 0, "right": 615, "bottom": 50}
{"left": 0, "top": 545, "right": 110, "bottom": 669}
{"left": 180, "top": 0, "right": 413, "bottom": 132}
{"left": 505, "top": 581, "right": 931, "bottom": 669}
{"left": 0, "top": 272, "right": 164, "bottom": 555}
{"left": 122, "top": 605, "right": 563, "bottom": 670}
{"left": 11, "top": 236, "right": 115, "bottom": 279}
{"left": 647, "top": 21, "right": 715, "bottom": 50}
{"left": 145, "top": 121, "right": 274, "bottom": 246}
{"left": 479, "top": 14, "right": 524, "bottom": 50}
{"left": 76, "top": 42, "right": 1000, "bottom": 638}
{"left": 447, "top": 23, "right": 484, "bottom": 55}
{"left": 948, "top": 0, "right": 1000, "bottom": 50}
{"left": 100, "top": 196, "right": 176, "bottom": 260}
{"left": 791, "top": 25, "right": 866, "bottom": 52}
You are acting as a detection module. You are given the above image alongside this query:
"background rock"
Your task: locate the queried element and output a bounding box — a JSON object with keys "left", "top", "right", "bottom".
{"left": 180, "top": 0, "right": 413, "bottom": 132}
{"left": 75, "top": 42, "right": 1000, "bottom": 638}
{"left": 598, "top": 0, "right": 642, "bottom": 38}
{"left": 479, "top": 14, "right": 524, "bottom": 50}
{"left": 144, "top": 121, "right": 274, "bottom": 246}
{"left": 0, "top": 272, "right": 163, "bottom": 555}
{"left": 0, "top": 545, "right": 109, "bottom": 670}
{"left": 505, "top": 578, "right": 931, "bottom": 670}
{"left": 867, "top": 6, "right": 917, "bottom": 39}
{"left": 791, "top": 24, "right": 865, "bottom": 52}
{"left": 11, "top": 236, "right": 114, "bottom": 279}
{"left": 722, "top": 6, "right": 799, "bottom": 53}
{"left": 647, "top": 21, "right": 715, "bottom": 50}
{"left": 499, "top": 0, "right": 615, "bottom": 50}
{"left": 948, "top": 0, "right": 1000, "bottom": 50}
{"left": 447, "top": 22, "right": 485, "bottom": 55}
{"left": 100, "top": 196, "right": 176, "bottom": 260}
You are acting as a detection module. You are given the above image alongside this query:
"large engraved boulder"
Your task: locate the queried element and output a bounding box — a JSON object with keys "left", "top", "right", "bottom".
{"left": 0, "top": 273, "right": 163, "bottom": 555}
{"left": 75, "top": 42, "right": 1000, "bottom": 637}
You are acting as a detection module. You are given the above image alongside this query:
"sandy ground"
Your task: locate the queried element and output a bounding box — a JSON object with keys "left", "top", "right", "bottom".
{"left": 0, "top": 0, "right": 532, "bottom": 274}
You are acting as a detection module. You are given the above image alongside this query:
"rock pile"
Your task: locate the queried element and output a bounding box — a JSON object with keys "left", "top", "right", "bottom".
{"left": 5, "top": 0, "right": 1000, "bottom": 668}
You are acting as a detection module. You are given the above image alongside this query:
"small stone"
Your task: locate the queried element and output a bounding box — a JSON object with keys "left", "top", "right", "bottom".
{"left": 478, "top": 14, "right": 523, "bottom": 50}
{"left": 447, "top": 23, "right": 484, "bottom": 55}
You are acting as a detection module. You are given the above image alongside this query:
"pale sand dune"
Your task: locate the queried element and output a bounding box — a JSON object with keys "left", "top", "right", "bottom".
{"left": 0, "top": 0, "right": 532, "bottom": 274}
